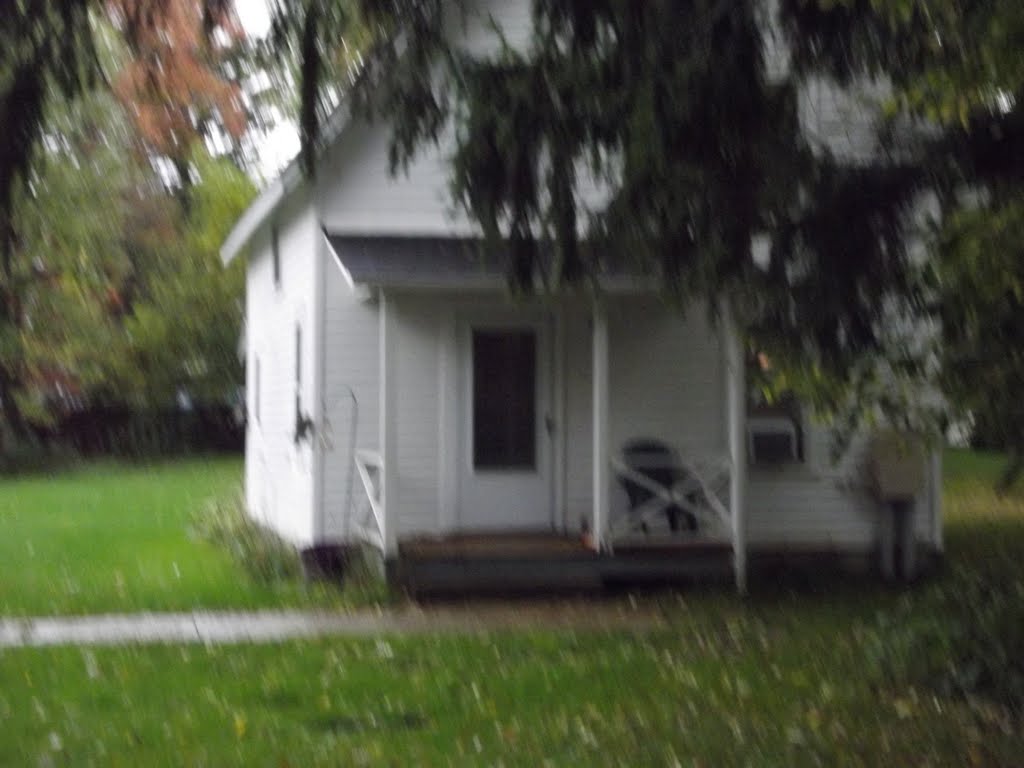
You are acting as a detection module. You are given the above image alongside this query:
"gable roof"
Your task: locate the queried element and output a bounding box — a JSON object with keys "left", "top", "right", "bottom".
{"left": 222, "top": 0, "right": 529, "bottom": 266}
{"left": 220, "top": 105, "right": 352, "bottom": 265}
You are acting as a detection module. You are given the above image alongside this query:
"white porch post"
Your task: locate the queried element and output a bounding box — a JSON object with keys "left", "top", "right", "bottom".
{"left": 592, "top": 300, "right": 610, "bottom": 551}
{"left": 552, "top": 305, "right": 568, "bottom": 532}
{"left": 930, "top": 449, "right": 943, "bottom": 553}
{"left": 379, "top": 289, "right": 398, "bottom": 560}
{"left": 723, "top": 301, "right": 748, "bottom": 594}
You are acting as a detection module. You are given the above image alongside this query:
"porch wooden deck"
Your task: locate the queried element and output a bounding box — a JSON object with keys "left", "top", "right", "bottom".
{"left": 395, "top": 532, "right": 735, "bottom": 596}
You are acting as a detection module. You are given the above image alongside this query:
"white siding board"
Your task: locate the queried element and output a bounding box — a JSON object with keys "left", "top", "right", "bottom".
{"left": 607, "top": 300, "right": 725, "bottom": 457}
{"left": 800, "top": 76, "right": 887, "bottom": 163}
{"left": 457, "top": 0, "right": 533, "bottom": 54}
{"left": 243, "top": 188, "right": 319, "bottom": 546}
{"left": 564, "top": 306, "right": 594, "bottom": 531}
{"left": 316, "top": 0, "right": 533, "bottom": 237}
{"left": 747, "top": 423, "right": 936, "bottom": 549}
{"left": 319, "top": 255, "right": 381, "bottom": 540}
{"left": 317, "top": 119, "right": 466, "bottom": 236}
{"left": 393, "top": 297, "right": 444, "bottom": 536}
{"left": 563, "top": 299, "right": 728, "bottom": 532}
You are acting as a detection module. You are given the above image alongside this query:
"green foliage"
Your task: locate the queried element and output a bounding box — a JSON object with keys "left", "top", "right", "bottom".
{"left": 0, "top": 0, "right": 98, "bottom": 236}
{"left": 14, "top": 97, "right": 254, "bottom": 415}
{"left": 190, "top": 493, "right": 392, "bottom": 602}
{"left": 337, "top": 544, "right": 392, "bottom": 605}
{"left": 279, "top": 0, "right": 937, "bottom": 425}
{"left": 13, "top": 88, "right": 154, "bottom": 419}
{"left": 101, "top": 149, "right": 254, "bottom": 407}
{"left": 274, "top": 0, "right": 1024, "bottom": 457}
{"left": 785, "top": 0, "right": 1024, "bottom": 127}
{"left": 866, "top": 450, "right": 1024, "bottom": 715}
{"left": 870, "top": 564, "right": 1024, "bottom": 714}
{"left": 190, "top": 490, "right": 304, "bottom": 585}
{"left": 0, "top": 1, "right": 253, "bottom": 443}
{"left": 785, "top": 0, "right": 1024, "bottom": 461}
{"left": 937, "top": 197, "right": 1024, "bottom": 457}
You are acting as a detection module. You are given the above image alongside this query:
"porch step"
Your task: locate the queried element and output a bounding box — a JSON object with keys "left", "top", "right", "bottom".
{"left": 396, "top": 534, "right": 734, "bottom": 597}
{"left": 398, "top": 556, "right": 605, "bottom": 597}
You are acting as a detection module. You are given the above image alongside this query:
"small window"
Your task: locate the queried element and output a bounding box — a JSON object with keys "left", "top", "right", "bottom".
{"left": 271, "top": 225, "right": 281, "bottom": 287}
{"left": 472, "top": 329, "right": 536, "bottom": 470}
{"left": 747, "top": 352, "right": 804, "bottom": 464}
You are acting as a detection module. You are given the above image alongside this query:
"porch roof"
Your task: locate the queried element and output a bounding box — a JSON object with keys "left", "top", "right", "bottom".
{"left": 323, "top": 233, "right": 650, "bottom": 291}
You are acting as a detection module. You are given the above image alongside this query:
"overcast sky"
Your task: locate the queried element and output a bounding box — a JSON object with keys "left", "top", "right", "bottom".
{"left": 235, "top": 0, "right": 272, "bottom": 39}
{"left": 234, "top": 0, "right": 298, "bottom": 182}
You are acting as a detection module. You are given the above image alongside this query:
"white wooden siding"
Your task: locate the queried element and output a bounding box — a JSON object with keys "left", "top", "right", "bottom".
{"left": 570, "top": 299, "right": 727, "bottom": 533}
{"left": 244, "top": 187, "right": 319, "bottom": 546}
{"left": 367, "top": 295, "right": 731, "bottom": 538}
{"left": 608, "top": 300, "right": 726, "bottom": 455}
{"left": 563, "top": 306, "right": 594, "bottom": 531}
{"left": 312, "top": 280, "right": 938, "bottom": 550}
{"left": 762, "top": 0, "right": 886, "bottom": 163}
{"left": 457, "top": 0, "right": 533, "bottom": 54}
{"left": 317, "top": 0, "right": 533, "bottom": 238}
{"left": 319, "top": 253, "right": 381, "bottom": 540}
{"left": 799, "top": 76, "right": 887, "bottom": 163}
{"left": 317, "top": 119, "right": 469, "bottom": 237}
{"left": 392, "top": 296, "right": 445, "bottom": 536}
{"left": 747, "top": 425, "right": 936, "bottom": 549}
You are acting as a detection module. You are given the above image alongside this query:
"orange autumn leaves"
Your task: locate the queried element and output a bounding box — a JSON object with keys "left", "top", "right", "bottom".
{"left": 107, "top": 0, "right": 248, "bottom": 165}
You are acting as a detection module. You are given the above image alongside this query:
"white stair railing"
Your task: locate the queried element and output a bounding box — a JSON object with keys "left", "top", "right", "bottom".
{"left": 609, "top": 453, "right": 732, "bottom": 543}
{"left": 353, "top": 449, "right": 385, "bottom": 551}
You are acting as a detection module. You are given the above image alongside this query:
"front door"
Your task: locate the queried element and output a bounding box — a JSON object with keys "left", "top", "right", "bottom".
{"left": 458, "top": 317, "right": 552, "bottom": 530}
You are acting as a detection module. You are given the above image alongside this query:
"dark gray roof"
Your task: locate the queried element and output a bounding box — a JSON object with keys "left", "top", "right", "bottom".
{"left": 324, "top": 233, "right": 647, "bottom": 290}
{"left": 325, "top": 235, "right": 506, "bottom": 288}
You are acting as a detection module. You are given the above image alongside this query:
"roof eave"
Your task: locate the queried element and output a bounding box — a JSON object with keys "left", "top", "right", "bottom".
{"left": 220, "top": 104, "right": 353, "bottom": 266}
{"left": 220, "top": 163, "right": 301, "bottom": 265}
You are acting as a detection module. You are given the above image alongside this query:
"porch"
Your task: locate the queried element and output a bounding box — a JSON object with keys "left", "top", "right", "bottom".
{"left": 346, "top": 292, "right": 752, "bottom": 591}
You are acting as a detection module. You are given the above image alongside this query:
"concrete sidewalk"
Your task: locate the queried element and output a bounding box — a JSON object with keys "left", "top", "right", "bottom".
{"left": 0, "top": 601, "right": 664, "bottom": 648}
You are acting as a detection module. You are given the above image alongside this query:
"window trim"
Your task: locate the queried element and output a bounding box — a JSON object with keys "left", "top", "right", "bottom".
{"left": 746, "top": 351, "right": 805, "bottom": 465}
{"left": 470, "top": 328, "right": 538, "bottom": 472}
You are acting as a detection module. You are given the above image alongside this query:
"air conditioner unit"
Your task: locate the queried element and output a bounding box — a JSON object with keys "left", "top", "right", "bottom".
{"left": 747, "top": 415, "right": 799, "bottom": 463}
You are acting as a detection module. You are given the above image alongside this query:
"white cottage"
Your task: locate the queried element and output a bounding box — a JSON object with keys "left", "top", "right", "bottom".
{"left": 222, "top": 0, "right": 942, "bottom": 593}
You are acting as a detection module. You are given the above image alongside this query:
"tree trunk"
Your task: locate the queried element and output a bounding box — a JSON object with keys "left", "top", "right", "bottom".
{"left": 0, "top": 211, "right": 28, "bottom": 446}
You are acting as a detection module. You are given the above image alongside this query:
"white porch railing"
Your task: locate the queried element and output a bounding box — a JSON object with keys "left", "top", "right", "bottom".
{"left": 352, "top": 449, "right": 385, "bottom": 551}
{"left": 607, "top": 453, "right": 732, "bottom": 546}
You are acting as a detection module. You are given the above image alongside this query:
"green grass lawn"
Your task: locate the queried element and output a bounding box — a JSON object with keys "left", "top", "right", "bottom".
{"left": 2, "top": 620, "right": 1016, "bottom": 767}
{"left": 0, "top": 457, "right": 343, "bottom": 615}
{"left": 0, "top": 449, "right": 1020, "bottom": 765}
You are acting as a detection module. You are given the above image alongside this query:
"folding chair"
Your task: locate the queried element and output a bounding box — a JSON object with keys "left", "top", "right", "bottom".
{"left": 613, "top": 439, "right": 700, "bottom": 535}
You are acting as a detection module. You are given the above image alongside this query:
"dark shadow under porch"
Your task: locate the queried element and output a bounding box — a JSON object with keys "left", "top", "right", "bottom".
{"left": 395, "top": 531, "right": 736, "bottom": 597}
{"left": 392, "top": 531, "right": 921, "bottom": 598}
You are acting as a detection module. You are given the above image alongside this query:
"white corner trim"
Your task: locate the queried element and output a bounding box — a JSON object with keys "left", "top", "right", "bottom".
{"left": 591, "top": 299, "right": 610, "bottom": 550}
{"left": 311, "top": 224, "right": 328, "bottom": 542}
